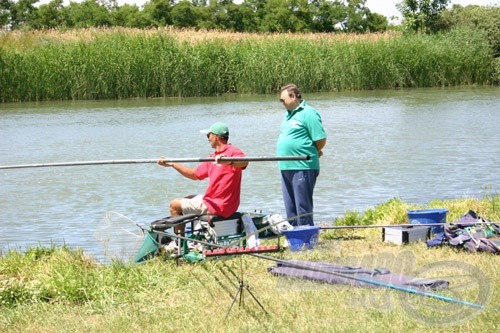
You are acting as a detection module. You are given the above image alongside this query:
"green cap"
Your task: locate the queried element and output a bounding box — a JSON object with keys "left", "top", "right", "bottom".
{"left": 200, "top": 122, "right": 229, "bottom": 138}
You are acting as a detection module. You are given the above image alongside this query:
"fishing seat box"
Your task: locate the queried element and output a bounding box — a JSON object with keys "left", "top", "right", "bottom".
{"left": 382, "top": 226, "right": 430, "bottom": 245}
{"left": 211, "top": 219, "right": 240, "bottom": 237}
{"left": 199, "top": 213, "right": 242, "bottom": 237}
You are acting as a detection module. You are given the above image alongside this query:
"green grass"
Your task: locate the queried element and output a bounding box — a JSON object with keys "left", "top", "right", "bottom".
{"left": 1, "top": 196, "right": 499, "bottom": 332}
{"left": 0, "top": 27, "right": 495, "bottom": 102}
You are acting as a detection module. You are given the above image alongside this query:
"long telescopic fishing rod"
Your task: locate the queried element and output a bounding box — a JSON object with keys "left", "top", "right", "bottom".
{"left": 319, "top": 220, "right": 496, "bottom": 230}
{"left": 0, "top": 155, "right": 310, "bottom": 170}
{"left": 252, "top": 253, "right": 490, "bottom": 311}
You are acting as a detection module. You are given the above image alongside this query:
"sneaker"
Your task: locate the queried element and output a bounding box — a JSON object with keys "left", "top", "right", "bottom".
{"left": 163, "top": 239, "right": 178, "bottom": 252}
{"left": 268, "top": 214, "right": 293, "bottom": 235}
{"left": 282, "top": 239, "right": 289, "bottom": 248}
{"left": 187, "top": 241, "right": 203, "bottom": 252}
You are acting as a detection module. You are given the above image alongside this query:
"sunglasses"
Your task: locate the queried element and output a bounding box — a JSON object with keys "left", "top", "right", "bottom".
{"left": 206, "top": 133, "right": 211, "bottom": 139}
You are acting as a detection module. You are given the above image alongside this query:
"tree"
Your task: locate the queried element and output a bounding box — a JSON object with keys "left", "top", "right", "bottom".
{"left": 7, "top": 0, "right": 39, "bottom": 29}
{"left": 239, "top": 0, "right": 266, "bottom": 32}
{"left": 365, "top": 11, "right": 388, "bottom": 32}
{"left": 31, "top": 0, "right": 65, "bottom": 29}
{"left": 1, "top": 0, "right": 12, "bottom": 29}
{"left": 170, "top": 0, "right": 201, "bottom": 28}
{"left": 109, "top": 4, "right": 144, "bottom": 27}
{"left": 291, "top": 0, "right": 314, "bottom": 32}
{"left": 397, "top": 0, "right": 450, "bottom": 33}
{"left": 62, "top": 0, "right": 112, "bottom": 28}
{"left": 443, "top": 5, "right": 500, "bottom": 57}
{"left": 260, "top": 0, "right": 293, "bottom": 32}
{"left": 260, "top": 0, "right": 312, "bottom": 33}
{"left": 310, "top": 0, "right": 346, "bottom": 33}
{"left": 142, "top": 0, "right": 173, "bottom": 27}
{"left": 343, "top": 0, "right": 370, "bottom": 32}
{"left": 208, "top": 0, "right": 248, "bottom": 32}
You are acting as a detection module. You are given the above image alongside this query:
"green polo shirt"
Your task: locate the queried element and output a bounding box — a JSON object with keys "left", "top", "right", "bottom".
{"left": 277, "top": 100, "right": 326, "bottom": 170}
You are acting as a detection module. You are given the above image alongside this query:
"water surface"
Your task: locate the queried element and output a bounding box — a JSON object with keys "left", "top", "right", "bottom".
{"left": 1, "top": 87, "right": 499, "bottom": 261}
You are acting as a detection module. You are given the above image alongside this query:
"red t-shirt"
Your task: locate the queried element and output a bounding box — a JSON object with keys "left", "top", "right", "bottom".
{"left": 194, "top": 144, "right": 246, "bottom": 218}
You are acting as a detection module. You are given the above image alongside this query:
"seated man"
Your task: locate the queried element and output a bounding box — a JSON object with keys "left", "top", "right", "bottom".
{"left": 158, "top": 122, "right": 248, "bottom": 236}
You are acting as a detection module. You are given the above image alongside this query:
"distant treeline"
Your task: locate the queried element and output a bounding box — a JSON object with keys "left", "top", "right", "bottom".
{"left": 4, "top": 0, "right": 390, "bottom": 33}
{"left": 0, "top": 27, "right": 496, "bottom": 102}
{"left": 0, "top": 0, "right": 497, "bottom": 35}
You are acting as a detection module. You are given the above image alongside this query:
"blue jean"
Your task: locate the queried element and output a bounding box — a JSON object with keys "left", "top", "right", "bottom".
{"left": 280, "top": 169, "right": 319, "bottom": 226}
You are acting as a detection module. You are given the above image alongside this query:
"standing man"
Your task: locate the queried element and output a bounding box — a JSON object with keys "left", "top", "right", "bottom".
{"left": 158, "top": 122, "right": 248, "bottom": 233}
{"left": 277, "top": 84, "right": 327, "bottom": 226}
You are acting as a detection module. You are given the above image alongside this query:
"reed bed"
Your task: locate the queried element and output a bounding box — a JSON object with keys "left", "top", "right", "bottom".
{"left": 0, "top": 27, "right": 495, "bottom": 102}
{"left": 1, "top": 196, "right": 499, "bottom": 332}
{"left": 0, "top": 27, "right": 401, "bottom": 47}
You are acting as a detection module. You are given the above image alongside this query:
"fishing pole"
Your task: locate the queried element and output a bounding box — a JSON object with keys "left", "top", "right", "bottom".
{"left": 252, "top": 253, "right": 490, "bottom": 311}
{"left": 0, "top": 155, "right": 310, "bottom": 170}
{"left": 318, "top": 221, "right": 499, "bottom": 230}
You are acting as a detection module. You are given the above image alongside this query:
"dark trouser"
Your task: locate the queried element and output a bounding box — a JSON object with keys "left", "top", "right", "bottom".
{"left": 280, "top": 169, "right": 319, "bottom": 226}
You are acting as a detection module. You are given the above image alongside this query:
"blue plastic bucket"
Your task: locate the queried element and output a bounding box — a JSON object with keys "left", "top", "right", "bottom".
{"left": 407, "top": 209, "right": 448, "bottom": 234}
{"left": 282, "top": 226, "right": 320, "bottom": 251}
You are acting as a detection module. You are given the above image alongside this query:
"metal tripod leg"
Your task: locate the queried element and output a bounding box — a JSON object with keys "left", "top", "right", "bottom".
{"left": 225, "top": 253, "right": 269, "bottom": 319}
{"left": 225, "top": 279, "right": 268, "bottom": 319}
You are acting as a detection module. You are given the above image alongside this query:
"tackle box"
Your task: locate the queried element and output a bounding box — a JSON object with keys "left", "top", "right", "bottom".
{"left": 382, "top": 226, "right": 430, "bottom": 245}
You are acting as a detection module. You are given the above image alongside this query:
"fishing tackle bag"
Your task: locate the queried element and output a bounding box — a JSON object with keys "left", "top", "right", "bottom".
{"left": 427, "top": 210, "right": 500, "bottom": 254}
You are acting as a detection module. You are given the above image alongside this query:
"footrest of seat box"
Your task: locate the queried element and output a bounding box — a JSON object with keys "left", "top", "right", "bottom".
{"left": 203, "top": 245, "right": 280, "bottom": 257}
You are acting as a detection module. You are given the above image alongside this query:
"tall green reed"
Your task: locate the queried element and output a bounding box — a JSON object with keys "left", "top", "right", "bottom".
{"left": 0, "top": 28, "right": 494, "bottom": 103}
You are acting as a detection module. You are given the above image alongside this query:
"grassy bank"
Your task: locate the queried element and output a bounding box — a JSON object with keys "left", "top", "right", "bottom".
{"left": 0, "top": 27, "right": 495, "bottom": 103}
{"left": 1, "top": 196, "right": 499, "bottom": 332}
